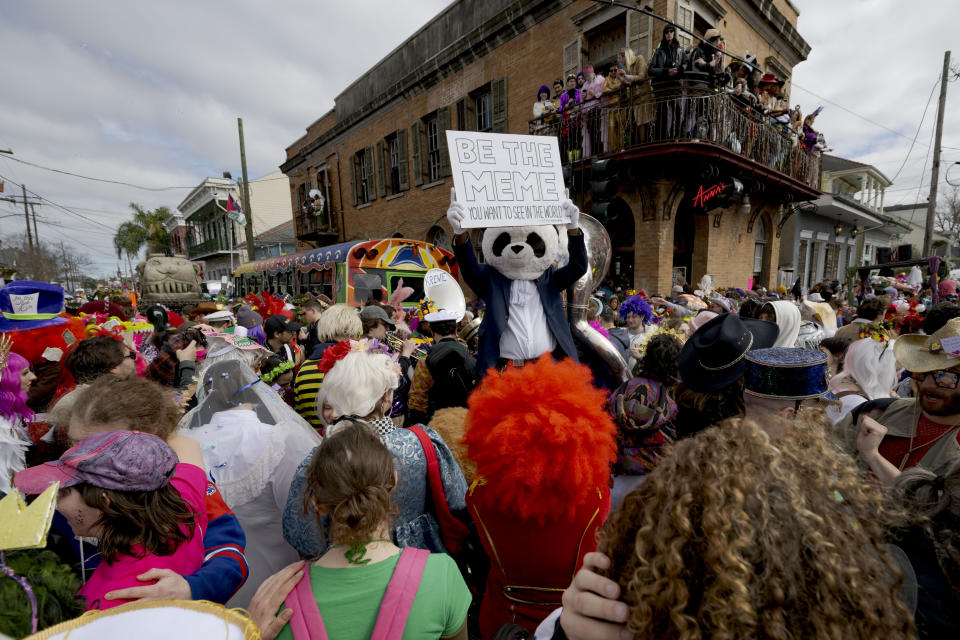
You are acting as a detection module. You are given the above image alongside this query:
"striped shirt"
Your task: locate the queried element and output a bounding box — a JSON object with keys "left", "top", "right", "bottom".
{"left": 293, "top": 358, "right": 324, "bottom": 431}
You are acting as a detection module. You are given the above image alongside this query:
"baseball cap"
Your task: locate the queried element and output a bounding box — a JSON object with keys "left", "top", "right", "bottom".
{"left": 360, "top": 305, "right": 395, "bottom": 328}
{"left": 14, "top": 430, "right": 178, "bottom": 494}
{"left": 265, "top": 315, "right": 303, "bottom": 335}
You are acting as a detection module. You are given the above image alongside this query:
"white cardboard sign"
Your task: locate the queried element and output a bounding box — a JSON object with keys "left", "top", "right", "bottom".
{"left": 446, "top": 131, "right": 567, "bottom": 229}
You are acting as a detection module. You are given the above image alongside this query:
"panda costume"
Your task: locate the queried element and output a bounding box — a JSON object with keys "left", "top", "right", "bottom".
{"left": 447, "top": 188, "right": 588, "bottom": 376}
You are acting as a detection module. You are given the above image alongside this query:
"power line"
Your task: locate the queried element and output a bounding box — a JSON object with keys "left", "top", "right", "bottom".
{"left": 2, "top": 155, "right": 197, "bottom": 191}
{"left": 888, "top": 78, "right": 940, "bottom": 184}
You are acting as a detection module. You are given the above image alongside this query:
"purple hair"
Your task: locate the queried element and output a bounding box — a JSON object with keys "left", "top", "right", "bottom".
{"left": 0, "top": 352, "right": 34, "bottom": 422}
{"left": 246, "top": 325, "right": 267, "bottom": 345}
{"left": 618, "top": 295, "right": 654, "bottom": 324}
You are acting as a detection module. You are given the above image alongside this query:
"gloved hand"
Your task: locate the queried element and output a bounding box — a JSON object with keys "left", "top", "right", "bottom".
{"left": 447, "top": 188, "right": 465, "bottom": 235}
{"left": 562, "top": 188, "right": 580, "bottom": 231}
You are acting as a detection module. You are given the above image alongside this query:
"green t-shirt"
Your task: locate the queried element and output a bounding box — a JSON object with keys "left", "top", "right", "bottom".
{"left": 275, "top": 552, "right": 470, "bottom": 640}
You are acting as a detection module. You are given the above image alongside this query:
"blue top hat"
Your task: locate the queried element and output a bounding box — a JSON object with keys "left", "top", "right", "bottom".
{"left": 0, "top": 281, "right": 67, "bottom": 331}
{"left": 743, "top": 348, "right": 828, "bottom": 400}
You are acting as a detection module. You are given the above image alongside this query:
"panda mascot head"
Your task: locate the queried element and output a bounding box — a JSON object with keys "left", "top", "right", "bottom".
{"left": 481, "top": 224, "right": 570, "bottom": 281}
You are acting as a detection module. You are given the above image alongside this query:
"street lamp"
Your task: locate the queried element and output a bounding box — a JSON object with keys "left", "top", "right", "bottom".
{"left": 834, "top": 223, "right": 843, "bottom": 236}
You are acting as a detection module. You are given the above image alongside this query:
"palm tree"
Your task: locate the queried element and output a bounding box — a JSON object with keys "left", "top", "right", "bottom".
{"left": 113, "top": 203, "right": 174, "bottom": 283}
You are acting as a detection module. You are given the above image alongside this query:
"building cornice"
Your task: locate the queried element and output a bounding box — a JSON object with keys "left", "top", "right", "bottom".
{"left": 724, "top": 0, "right": 810, "bottom": 69}
{"left": 281, "top": 0, "right": 575, "bottom": 174}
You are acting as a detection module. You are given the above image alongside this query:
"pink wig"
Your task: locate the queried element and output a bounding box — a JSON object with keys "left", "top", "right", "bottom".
{"left": 0, "top": 352, "right": 34, "bottom": 422}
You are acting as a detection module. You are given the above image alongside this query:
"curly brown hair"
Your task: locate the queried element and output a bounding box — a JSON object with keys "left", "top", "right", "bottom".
{"left": 598, "top": 413, "right": 915, "bottom": 639}
{"left": 303, "top": 420, "right": 399, "bottom": 549}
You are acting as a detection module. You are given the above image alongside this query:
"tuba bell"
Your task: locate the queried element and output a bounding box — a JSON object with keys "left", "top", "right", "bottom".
{"left": 566, "top": 214, "right": 631, "bottom": 383}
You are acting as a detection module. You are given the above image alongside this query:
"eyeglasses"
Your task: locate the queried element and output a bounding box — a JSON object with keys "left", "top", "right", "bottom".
{"left": 909, "top": 370, "right": 960, "bottom": 390}
{"left": 124, "top": 351, "right": 137, "bottom": 361}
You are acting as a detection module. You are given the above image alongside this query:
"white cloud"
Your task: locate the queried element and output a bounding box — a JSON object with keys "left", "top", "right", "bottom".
{"left": 1, "top": 0, "right": 957, "bottom": 276}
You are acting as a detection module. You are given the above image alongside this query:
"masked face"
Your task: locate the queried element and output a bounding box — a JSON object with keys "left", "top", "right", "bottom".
{"left": 482, "top": 224, "right": 564, "bottom": 281}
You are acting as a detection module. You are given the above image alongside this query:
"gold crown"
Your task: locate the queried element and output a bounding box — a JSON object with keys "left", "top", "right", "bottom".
{"left": 0, "top": 333, "right": 12, "bottom": 375}
{"left": 0, "top": 483, "right": 58, "bottom": 551}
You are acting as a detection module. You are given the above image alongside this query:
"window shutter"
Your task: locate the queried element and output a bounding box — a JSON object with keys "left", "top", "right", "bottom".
{"left": 376, "top": 140, "right": 386, "bottom": 198}
{"left": 563, "top": 37, "right": 581, "bottom": 81}
{"left": 411, "top": 121, "right": 422, "bottom": 186}
{"left": 455, "top": 98, "right": 467, "bottom": 131}
{"left": 350, "top": 154, "right": 358, "bottom": 206}
{"left": 398, "top": 129, "right": 409, "bottom": 191}
{"left": 492, "top": 77, "right": 507, "bottom": 133}
{"left": 626, "top": 11, "right": 652, "bottom": 60}
{"left": 364, "top": 146, "right": 376, "bottom": 201}
{"left": 438, "top": 105, "right": 452, "bottom": 177}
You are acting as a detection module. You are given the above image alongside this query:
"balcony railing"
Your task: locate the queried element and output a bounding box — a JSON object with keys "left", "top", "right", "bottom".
{"left": 187, "top": 238, "right": 239, "bottom": 258}
{"left": 295, "top": 207, "right": 338, "bottom": 237}
{"left": 529, "top": 79, "right": 820, "bottom": 188}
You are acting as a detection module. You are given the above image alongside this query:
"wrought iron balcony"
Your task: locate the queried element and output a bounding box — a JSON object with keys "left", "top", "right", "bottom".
{"left": 187, "top": 238, "right": 238, "bottom": 258}
{"left": 529, "top": 79, "right": 821, "bottom": 188}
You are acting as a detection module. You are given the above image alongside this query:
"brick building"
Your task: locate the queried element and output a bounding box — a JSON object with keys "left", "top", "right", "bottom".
{"left": 281, "top": 0, "right": 817, "bottom": 294}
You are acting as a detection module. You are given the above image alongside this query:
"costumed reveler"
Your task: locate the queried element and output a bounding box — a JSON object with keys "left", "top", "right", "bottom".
{"left": 463, "top": 355, "right": 616, "bottom": 636}
{"left": 177, "top": 359, "right": 320, "bottom": 608}
{"left": 0, "top": 336, "right": 36, "bottom": 494}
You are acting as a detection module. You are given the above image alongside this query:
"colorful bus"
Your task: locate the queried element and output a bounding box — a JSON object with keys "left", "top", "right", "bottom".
{"left": 233, "top": 238, "right": 458, "bottom": 307}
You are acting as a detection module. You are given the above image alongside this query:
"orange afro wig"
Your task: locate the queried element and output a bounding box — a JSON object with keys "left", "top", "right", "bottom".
{"left": 463, "top": 354, "right": 616, "bottom": 523}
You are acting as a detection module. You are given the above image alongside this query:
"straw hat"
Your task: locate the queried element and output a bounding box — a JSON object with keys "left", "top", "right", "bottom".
{"left": 893, "top": 317, "right": 960, "bottom": 373}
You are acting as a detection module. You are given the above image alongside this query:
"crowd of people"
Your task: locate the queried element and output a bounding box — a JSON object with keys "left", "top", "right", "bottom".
{"left": 533, "top": 25, "right": 827, "bottom": 170}
{"left": 1, "top": 256, "right": 959, "bottom": 639}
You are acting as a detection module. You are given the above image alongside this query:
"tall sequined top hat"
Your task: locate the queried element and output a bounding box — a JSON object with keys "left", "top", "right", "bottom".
{"left": 679, "top": 312, "right": 779, "bottom": 393}
{"left": 0, "top": 280, "right": 67, "bottom": 331}
{"left": 893, "top": 317, "right": 960, "bottom": 373}
{"left": 15, "top": 430, "right": 177, "bottom": 495}
{"left": 743, "top": 348, "right": 829, "bottom": 399}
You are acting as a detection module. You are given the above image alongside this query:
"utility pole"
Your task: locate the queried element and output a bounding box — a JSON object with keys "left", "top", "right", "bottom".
{"left": 923, "top": 50, "right": 951, "bottom": 257}
{"left": 237, "top": 117, "right": 256, "bottom": 258}
{"left": 21, "top": 184, "right": 33, "bottom": 252}
{"left": 31, "top": 204, "right": 40, "bottom": 248}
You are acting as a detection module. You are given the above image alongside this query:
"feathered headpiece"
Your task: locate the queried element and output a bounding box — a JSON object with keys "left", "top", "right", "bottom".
{"left": 619, "top": 295, "right": 655, "bottom": 324}
{"left": 242, "top": 290, "right": 289, "bottom": 320}
{"left": 463, "top": 355, "right": 616, "bottom": 523}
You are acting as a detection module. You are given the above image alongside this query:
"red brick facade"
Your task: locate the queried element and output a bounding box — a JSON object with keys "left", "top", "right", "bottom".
{"left": 282, "top": 0, "right": 811, "bottom": 294}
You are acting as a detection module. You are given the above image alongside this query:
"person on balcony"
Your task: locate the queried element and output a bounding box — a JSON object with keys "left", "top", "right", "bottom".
{"left": 581, "top": 66, "right": 605, "bottom": 157}
{"left": 689, "top": 29, "right": 724, "bottom": 81}
{"left": 601, "top": 63, "right": 625, "bottom": 152}
{"left": 649, "top": 25, "right": 685, "bottom": 139}
{"left": 550, "top": 78, "right": 564, "bottom": 101}
{"left": 558, "top": 74, "right": 583, "bottom": 162}
{"left": 533, "top": 85, "right": 556, "bottom": 120}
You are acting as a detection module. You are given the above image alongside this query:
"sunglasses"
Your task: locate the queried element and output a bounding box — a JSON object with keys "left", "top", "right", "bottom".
{"left": 124, "top": 351, "right": 137, "bottom": 361}
{"left": 909, "top": 370, "right": 960, "bottom": 390}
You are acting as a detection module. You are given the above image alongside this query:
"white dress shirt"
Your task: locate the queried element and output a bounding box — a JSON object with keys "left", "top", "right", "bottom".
{"left": 498, "top": 279, "right": 557, "bottom": 361}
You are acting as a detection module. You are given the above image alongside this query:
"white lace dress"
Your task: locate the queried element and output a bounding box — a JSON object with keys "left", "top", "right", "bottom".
{"left": 181, "top": 409, "right": 318, "bottom": 608}
{"left": 1, "top": 414, "right": 30, "bottom": 495}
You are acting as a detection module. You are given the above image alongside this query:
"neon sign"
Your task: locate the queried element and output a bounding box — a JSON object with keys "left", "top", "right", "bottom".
{"left": 693, "top": 182, "right": 728, "bottom": 208}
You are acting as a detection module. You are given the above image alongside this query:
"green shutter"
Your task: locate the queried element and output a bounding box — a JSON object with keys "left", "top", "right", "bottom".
{"left": 438, "top": 106, "right": 452, "bottom": 178}
{"left": 350, "top": 153, "right": 357, "bottom": 206}
{"left": 398, "top": 129, "right": 409, "bottom": 191}
{"left": 492, "top": 76, "right": 508, "bottom": 133}
{"left": 411, "top": 121, "right": 422, "bottom": 186}
{"left": 364, "top": 146, "right": 376, "bottom": 201}
{"left": 455, "top": 98, "right": 467, "bottom": 131}
{"left": 377, "top": 140, "right": 386, "bottom": 198}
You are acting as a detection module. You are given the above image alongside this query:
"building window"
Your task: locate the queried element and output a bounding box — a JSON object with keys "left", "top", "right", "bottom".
{"left": 353, "top": 148, "right": 373, "bottom": 205}
{"left": 425, "top": 225, "right": 447, "bottom": 249}
{"left": 386, "top": 133, "right": 401, "bottom": 195}
{"left": 676, "top": 2, "right": 694, "bottom": 51}
{"left": 425, "top": 116, "right": 441, "bottom": 183}
{"left": 475, "top": 89, "right": 493, "bottom": 132}
{"left": 753, "top": 217, "right": 767, "bottom": 275}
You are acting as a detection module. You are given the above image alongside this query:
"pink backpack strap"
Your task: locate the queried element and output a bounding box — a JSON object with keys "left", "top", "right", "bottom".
{"left": 369, "top": 547, "right": 431, "bottom": 640}
{"left": 283, "top": 568, "right": 329, "bottom": 640}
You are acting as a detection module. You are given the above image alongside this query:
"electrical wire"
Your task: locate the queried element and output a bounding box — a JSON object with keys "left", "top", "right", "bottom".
{"left": 888, "top": 78, "right": 940, "bottom": 184}
{"left": 2, "top": 155, "right": 197, "bottom": 191}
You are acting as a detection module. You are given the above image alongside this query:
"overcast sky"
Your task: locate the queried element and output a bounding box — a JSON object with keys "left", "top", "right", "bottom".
{"left": 1, "top": 0, "right": 958, "bottom": 277}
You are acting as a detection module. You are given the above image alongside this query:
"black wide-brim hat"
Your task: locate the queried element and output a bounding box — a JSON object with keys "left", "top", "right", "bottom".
{"left": 679, "top": 312, "right": 780, "bottom": 393}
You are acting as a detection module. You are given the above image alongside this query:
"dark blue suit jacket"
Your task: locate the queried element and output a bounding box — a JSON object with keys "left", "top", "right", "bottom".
{"left": 453, "top": 232, "right": 588, "bottom": 376}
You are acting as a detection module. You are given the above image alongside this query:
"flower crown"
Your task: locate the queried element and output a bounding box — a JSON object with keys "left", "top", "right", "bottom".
{"left": 316, "top": 338, "right": 399, "bottom": 375}
{"left": 261, "top": 359, "right": 296, "bottom": 383}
